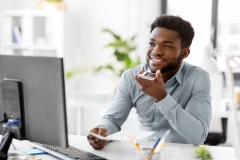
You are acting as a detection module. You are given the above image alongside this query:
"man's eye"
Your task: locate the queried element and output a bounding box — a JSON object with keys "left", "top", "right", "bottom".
{"left": 149, "top": 42, "right": 155, "bottom": 46}
{"left": 164, "top": 45, "right": 172, "bottom": 48}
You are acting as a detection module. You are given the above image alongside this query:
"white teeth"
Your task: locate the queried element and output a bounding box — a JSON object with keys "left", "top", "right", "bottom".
{"left": 152, "top": 58, "right": 162, "bottom": 62}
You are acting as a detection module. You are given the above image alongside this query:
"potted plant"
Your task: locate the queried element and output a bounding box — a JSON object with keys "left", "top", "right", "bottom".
{"left": 65, "top": 29, "right": 140, "bottom": 97}
{"left": 195, "top": 146, "right": 213, "bottom": 160}
{"left": 66, "top": 28, "right": 140, "bottom": 79}
{"left": 96, "top": 29, "right": 141, "bottom": 77}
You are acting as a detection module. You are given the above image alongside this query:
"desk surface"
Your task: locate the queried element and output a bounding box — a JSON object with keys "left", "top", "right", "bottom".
{"left": 8, "top": 135, "right": 237, "bottom": 160}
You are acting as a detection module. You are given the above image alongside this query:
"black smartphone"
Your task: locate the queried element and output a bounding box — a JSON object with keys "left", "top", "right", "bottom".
{"left": 139, "top": 72, "right": 156, "bottom": 80}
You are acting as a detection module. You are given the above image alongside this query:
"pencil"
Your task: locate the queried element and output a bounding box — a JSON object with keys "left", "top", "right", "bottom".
{"left": 128, "top": 135, "right": 140, "bottom": 151}
{"left": 128, "top": 135, "right": 147, "bottom": 160}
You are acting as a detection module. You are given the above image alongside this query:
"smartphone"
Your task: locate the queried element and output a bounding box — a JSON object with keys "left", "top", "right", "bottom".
{"left": 138, "top": 72, "right": 156, "bottom": 80}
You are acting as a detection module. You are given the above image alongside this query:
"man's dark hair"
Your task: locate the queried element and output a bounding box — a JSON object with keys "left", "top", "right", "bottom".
{"left": 150, "top": 15, "right": 195, "bottom": 48}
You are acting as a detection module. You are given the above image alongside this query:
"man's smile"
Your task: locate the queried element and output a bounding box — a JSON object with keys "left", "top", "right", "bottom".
{"left": 151, "top": 58, "right": 162, "bottom": 62}
{"left": 149, "top": 56, "right": 165, "bottom": 65}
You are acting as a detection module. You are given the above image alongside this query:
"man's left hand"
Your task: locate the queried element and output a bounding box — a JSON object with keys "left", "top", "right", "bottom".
{"left": 135, "top": 70, "right": 167, "bottom": 102}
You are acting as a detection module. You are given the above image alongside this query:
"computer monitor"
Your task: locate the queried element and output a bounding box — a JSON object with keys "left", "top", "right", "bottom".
{"left": 0, "top": 55, "right": 68, "bottom": 148}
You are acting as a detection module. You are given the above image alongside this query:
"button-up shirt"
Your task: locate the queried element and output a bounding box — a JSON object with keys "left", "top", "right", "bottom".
{"left": 98, "top": 61, "right": 211, "bottom": 145}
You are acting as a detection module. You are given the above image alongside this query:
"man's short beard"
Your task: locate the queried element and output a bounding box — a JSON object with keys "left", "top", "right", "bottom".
{"left": 161, "top": 52, "right": 182, "bottom": 73}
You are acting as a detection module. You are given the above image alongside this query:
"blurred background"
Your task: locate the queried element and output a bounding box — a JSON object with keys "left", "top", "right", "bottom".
{"left": 1, "top": 0, "right": 240, "bottom": 152}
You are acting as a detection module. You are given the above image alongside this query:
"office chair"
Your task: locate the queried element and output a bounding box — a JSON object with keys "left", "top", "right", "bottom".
{"left": 204, "top": 118, "right": 227, "bottom": 146}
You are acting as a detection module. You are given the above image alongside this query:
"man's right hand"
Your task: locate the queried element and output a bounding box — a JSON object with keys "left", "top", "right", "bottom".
{"left": 87, "top": 126, "right": 108, "bottom": 150}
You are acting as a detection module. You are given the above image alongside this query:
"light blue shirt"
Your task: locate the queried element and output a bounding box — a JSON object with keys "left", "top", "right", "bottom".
{"left": 98, "top": 61, "right": 211, "bottom": 145}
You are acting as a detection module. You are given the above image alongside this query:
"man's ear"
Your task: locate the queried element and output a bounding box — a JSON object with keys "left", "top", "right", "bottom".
{"left": 181, "top": 47, "right": 190, "bottom": 59}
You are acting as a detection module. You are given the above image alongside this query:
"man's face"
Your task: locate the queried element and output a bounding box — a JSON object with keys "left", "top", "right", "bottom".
{"left": 147, "top": 27, "right": 185, "bottom": 73}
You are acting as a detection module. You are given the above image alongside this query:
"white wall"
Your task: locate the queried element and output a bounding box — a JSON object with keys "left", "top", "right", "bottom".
{"left": 0, "top": 0, "right": 160, "bottom": 68}
{"left": 0, "top": 0, "right": 161, "bottom": 135}
{"left": 65, "top": 0, "right": 161, "bottom": 68}
{"left": 167, "top": 0, "right": 212, "bottom": 65}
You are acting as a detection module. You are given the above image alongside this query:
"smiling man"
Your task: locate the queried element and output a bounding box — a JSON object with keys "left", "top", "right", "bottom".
{"left": 87, "top": 15, "right": 212, "bottom": 150}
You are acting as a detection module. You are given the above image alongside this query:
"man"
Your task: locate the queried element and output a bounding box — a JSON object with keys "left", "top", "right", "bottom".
{"left": 87, "top": 15, "right": 211, "bottom": 150}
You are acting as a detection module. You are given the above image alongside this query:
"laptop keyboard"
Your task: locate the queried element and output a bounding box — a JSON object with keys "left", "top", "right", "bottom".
{"left": 42, "top": 143, "right": 107, "bottom": 160}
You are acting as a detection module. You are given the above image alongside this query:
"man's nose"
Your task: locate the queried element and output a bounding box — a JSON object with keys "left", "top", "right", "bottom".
{"left": 152, "top": 46, "right": 163, "bottom": 55}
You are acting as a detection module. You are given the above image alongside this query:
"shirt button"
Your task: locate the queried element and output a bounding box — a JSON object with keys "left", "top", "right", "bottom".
{"left": 154, "top": 122, "right": 157, "bottom": 124}
{"left": 169, "top": 120, "right": 172, "bottom": 123}
{"left": 156, "top": 106, "right": 158, "bottom": 109}
{"left": 159, "top": 107, "right": 161, "bottom": 110}
{"left": 154, "top": 137, "right": 156, "bottom": 140}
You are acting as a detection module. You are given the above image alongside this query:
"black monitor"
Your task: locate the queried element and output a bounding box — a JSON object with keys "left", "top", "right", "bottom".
{"left": 0, "top": 55, "right": 68, "bottom": 149}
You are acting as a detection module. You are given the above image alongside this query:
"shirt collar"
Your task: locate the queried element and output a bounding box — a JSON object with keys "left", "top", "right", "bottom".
{"left": 174, "top": 61, "right": 184, "bottom": 85}
{"left": 147, "top": 61, "right": 185, "bottom": 85}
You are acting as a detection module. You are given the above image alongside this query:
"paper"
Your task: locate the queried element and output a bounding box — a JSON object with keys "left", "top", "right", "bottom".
{"left": 160, "top": 147, "right": 185, "bottom": 160}
{"left": 123, "top": 147, "right": 185, "bottom": 160}
{"left": 89, "top": 130, "right": 153, "bottom": 141}
{"left": 22, "top": 149, "right": 46, "bottom": 155}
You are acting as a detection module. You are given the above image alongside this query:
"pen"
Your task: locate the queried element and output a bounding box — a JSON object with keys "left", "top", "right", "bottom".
{"left": 146, "top": 142, "right": 166, "bottom": 160}
{"left": 150, "top": 137, "right": 160, "bottom": 152}
{"left": 153, "top": 142, "right": 166, "bottom": 153}
{"left": 147, "top": 129, "right": 170, "bottom": 160}
{"left": 154, "top": 129, "right": 170, "bottom": 153}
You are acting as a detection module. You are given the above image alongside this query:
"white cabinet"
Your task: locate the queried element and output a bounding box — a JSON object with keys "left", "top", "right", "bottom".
{"left": 0, "top": 10, "right": 64, "bottom": 57}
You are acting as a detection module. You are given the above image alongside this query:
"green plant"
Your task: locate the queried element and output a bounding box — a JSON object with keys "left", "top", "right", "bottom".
{"left": 96, "top": 29, "right": 140, "bottom": 77}
{"left": 195, "top": 146, "right": 213, "bottom": 160}
{"left": 65, "top": 29, "right": 140, "bottom": 79}
{"left": 65, "top": 66, "right": 91, "bottom": 79}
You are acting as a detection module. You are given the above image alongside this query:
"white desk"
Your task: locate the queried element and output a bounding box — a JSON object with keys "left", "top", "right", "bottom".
{"left": 7, "top": 135, "right": 237, "bottom": 160}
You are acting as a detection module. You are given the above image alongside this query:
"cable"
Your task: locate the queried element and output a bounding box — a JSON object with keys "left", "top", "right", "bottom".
{"left": 1, "top": 119, "right": 21, "bottom": 136}
{"left": 0, "top": 119, "right": 7, "bottom": 124}
{"left": 4, "top": 119, "right": 21, "bottom": 128}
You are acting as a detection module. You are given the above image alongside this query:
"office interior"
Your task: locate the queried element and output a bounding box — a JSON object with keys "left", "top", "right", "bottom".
{"left": 0, "top": 0, "right": 240, "bottom": 156}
